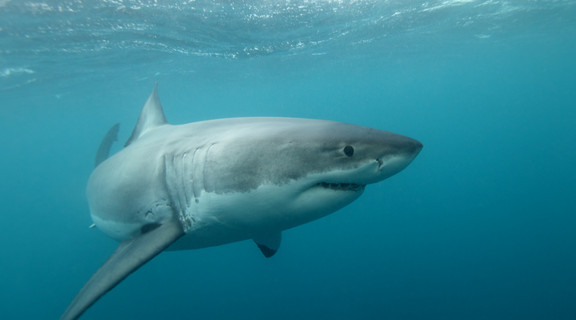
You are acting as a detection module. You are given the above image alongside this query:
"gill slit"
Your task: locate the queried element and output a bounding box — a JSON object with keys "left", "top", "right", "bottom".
{"left": 163, "top": 151, "right": 196, "bottom": 231}
{"left": 202, "top": 143, "right": 217, "bottom": 193}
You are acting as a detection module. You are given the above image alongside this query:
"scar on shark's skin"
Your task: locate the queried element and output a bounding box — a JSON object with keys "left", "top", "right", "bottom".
{"left": 60, "top": 84, "right": 423, "bottom": 320}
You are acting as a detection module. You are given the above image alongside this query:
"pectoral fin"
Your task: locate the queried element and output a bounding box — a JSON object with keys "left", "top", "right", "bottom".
{"left": 60, "top": 218, "right": 184, "bottom": 320}
{"left": 253, "top": 232, "right": 282, "bottom": 258}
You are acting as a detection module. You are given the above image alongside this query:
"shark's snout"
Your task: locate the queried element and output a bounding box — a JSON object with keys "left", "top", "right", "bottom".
{"left": 406, "top": 138, "right": 424, "bottom": 157}
{"left": 391, "top": 134, "right": 423, "bottom": 160}
{"left": 376, "top": 138, "right": 422, "bottom": 167}
{"left": 372, "top": 135, "right": 422, "bottom": 182}
{"left": 399, "top": 138, "right": 423, "bottom": 165}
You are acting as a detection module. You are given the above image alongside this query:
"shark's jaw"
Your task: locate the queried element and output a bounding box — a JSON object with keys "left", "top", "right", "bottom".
{"left": 316, "top": 182, "right": 365, "bottom": 192}
{"left": 303, "top": 150, "right": 421, "bottom": 200}
{"left": 280, "top": 150, "right": 421, "bottom": 227}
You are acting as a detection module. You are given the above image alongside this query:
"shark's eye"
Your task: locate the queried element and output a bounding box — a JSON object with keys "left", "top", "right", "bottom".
{"left": 343, "top": 145, "right": 354, "bottom": 157}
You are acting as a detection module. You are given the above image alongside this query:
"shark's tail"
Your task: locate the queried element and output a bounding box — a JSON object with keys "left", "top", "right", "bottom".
{"left": 94, "top": 123, "right": 120, "bottom": 168}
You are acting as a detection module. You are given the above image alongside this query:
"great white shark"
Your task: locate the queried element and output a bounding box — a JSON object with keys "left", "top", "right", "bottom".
{"left": 61, "top": 84, "right": 423, "bottom": 319}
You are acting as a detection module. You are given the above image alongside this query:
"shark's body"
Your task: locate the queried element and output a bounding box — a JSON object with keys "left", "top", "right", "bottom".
{"left": 61, "top": 85, "right": 422, "bottom": 319}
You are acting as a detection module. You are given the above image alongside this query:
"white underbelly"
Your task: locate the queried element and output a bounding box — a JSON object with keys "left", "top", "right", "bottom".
{"left": 171, "top": 181, "right": 362, "bottom": 250}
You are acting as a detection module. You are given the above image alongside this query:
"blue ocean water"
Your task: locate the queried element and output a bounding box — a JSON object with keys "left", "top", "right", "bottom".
{"left": 1, "top": 0, "right": 576, "bottom": 319}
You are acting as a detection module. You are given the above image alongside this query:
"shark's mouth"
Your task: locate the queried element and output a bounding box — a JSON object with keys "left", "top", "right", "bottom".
{"left": 317, "top": 182, "right": 365, "bottom": 192}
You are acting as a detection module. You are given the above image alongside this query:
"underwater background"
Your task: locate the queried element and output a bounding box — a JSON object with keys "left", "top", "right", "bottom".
{"left": 1, "top": 0, "right": 575, "bottom": 319}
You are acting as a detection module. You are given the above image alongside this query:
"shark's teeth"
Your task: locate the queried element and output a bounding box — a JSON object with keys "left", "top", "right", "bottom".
{"left": 317, "top": 182, "right": 365, "bottom": 192}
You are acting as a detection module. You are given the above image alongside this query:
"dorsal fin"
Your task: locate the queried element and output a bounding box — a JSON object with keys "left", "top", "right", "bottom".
{"left": 94, "top": 123, "right": 120, "bottom": 168}
{"left": 125, "top": 83, "right": 167, "bottom": 146}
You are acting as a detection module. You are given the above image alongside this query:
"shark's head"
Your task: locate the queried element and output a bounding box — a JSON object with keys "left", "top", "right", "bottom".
{"left": 299, "top": 121, "right": 423, "bottom": 187}
{"left": 190, "top": 118, "right": 423, "bottom": 230}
